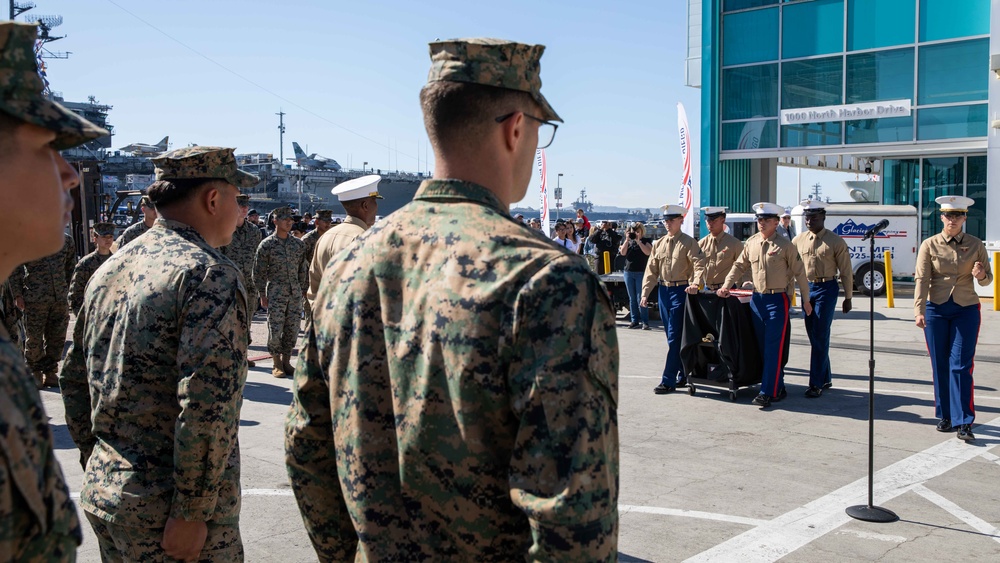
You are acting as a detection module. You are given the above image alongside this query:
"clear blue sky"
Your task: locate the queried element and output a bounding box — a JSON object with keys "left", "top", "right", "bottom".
{"left": 32, "top": 0, "right": 859, "bottom": 210}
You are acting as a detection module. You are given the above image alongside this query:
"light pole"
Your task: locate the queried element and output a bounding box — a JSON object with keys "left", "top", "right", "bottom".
{"left": 556, "top": 173, "right": 564, "bottom": 222}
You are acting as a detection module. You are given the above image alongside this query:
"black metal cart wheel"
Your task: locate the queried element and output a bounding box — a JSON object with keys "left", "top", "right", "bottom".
{"left": 688, "top": 384, "right": 696, "bottom": 396}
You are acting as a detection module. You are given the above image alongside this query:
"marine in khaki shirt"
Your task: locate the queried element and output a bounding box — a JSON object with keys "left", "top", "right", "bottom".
{"left": 698, "top": 207, "right": 744, "bottom": 289}
{"left": 641, "top": 205, "right": 706, "bottom": 394}
{"left": 790, "top": 200, "right": 853, "bottom": 397}
{"left": 307, "top": 175, "right": 382, "bottom": 312}
{"left": 914, "top": 231, "right": 992, "bottom": 318}
{"left": 722, "top": 230, "right": 810, "bottom": 297}
{"left": 914, "top": 195, "right": 992, "bottom": 442}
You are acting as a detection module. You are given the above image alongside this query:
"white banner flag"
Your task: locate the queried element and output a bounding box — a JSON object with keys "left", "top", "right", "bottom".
{"left": 536, "top": 149, "right": 550, "bottom": 237}
{"left": 677, "top": 103, "right": 697, "bottom": 236}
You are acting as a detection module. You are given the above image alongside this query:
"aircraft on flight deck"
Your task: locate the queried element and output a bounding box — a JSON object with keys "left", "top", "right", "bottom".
{"left": 288, "top": 141, "right": 342, "bottom": 171}
{"left": 118, "top": 136, "right": 169, "bottom": 156}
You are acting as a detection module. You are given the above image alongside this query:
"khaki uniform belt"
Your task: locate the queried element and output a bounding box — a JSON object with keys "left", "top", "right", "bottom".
{"left": 659, "top": 280, "right": 688, "bottom": 287}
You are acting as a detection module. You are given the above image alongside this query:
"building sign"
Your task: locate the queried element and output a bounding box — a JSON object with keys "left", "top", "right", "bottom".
{"left": 780, "top": 99, "right": 911, "bottom": 125}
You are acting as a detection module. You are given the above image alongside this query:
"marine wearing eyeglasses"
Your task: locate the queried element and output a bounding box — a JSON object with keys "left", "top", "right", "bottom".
{"left": 286, "top": 37, "right": 619, "bottom": 561}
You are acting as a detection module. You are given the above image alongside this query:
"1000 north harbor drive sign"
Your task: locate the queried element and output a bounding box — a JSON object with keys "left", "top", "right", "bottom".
{"left": 780, "top": 100, "right": 911, "bottom": 125}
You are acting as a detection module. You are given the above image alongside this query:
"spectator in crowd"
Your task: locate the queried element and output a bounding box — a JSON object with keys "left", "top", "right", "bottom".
{"left": 619, "top": 222, "right": 652, "bottom": 329}
{"left": 589, "top": 221, "right": 622, "bottom": 274}
{"left": 552, "top": 220, "right": 578, "bottom": 252}
{"left": 777, "top": 211, "right": 795, "bottom": 240}
{"left": 577, "top": 208, "right": 591, "bottom": 232}
{"left": 529, "top": 218, "right": 542, "bottom": 230}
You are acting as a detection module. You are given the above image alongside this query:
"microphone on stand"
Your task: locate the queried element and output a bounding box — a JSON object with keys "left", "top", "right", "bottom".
{"left": 861, "top": 219, "right": 889, "bottom": 242}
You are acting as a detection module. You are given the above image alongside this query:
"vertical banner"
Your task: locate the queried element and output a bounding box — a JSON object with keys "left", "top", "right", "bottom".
{"left": 536, "top": 149, "right": 550, "bottom": 237}
{"left": 677, "top": 103, "right": 696, "bottom": 236}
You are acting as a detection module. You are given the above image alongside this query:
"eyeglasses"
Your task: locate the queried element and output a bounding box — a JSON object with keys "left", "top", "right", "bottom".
{"left": 495, "top": 112, "right": 559, "bottom": 149}
{"left": 943, "top": 212, "right": 967, "bottom": 220}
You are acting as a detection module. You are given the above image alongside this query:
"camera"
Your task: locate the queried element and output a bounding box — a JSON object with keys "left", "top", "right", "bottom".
{"left": 628, "top": 231, "right": 637, "bottom": 240}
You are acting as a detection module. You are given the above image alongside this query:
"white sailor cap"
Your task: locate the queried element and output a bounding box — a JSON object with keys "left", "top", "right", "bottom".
{"left": 703, "top": 206, "right": 728, "bottom": 218}
{"left": 331, "top": 174, "right": 384, "bottom": 202}
{"left": 936, "top": 195, "right": 974, "bottom": 213}
{"left": 799, "top": 199, "right": 828, "bottom": 214}
{"left": 661, "top": 204, "right": 687, "bottom": 219}
{"left": 752, "top": 202, "right": 784, "bottom": 218}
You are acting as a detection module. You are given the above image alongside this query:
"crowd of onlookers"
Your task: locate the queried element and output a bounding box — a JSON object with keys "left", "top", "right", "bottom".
{"left": 243, "top": 207, "right": 344, "bottom": 239}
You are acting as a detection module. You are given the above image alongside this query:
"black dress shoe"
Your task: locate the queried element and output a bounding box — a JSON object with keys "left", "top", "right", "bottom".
{"left": 957, "top": 424, "right": 975, "bottom": 441}
{"left": 752, "top": 393, "right": 771, "bottom": 407}
{"left": 805, "top": 386, "right": 822, "bottom": 398}
{"left": 654, "top": 384, "right": 676, "bottom": 395}
{"left": 936, "top": 419, "right": 953, "bottom": 433}
{"left": 628, "top": 322, "right": 640, "bottom": 329}
{"left": 774, "top": 388, "right": 788, "bottom": 402}
{"left": 822, "top": 382, "right": 833, "bottom": 390}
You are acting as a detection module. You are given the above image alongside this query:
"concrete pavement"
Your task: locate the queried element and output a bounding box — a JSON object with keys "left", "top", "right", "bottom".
{"left": 43, "top": 290, "right": 1000, "bottom": 562}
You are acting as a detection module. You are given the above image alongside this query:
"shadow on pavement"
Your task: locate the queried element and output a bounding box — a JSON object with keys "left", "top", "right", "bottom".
{"left": 619, "top": 554, "right": 655, "bottom": 563}
{"left": 242, "top": 380, "right": 292, "bottom": 406}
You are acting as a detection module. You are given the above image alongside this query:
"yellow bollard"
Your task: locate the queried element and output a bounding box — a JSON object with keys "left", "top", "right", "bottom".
{"left": 994, "top": 251, "right": 999, "bottom": 311}
{"left": 791, "top": 290, "right": 796, "bottom": 307}
{"left": 603, "top": 251, "right": 611, "bottom": 274}
{"left": 884, "top": 250, "right": 894, "bottom": 309}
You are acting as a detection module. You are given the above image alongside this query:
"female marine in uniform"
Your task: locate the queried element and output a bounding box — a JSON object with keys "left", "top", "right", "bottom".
{"left": 914, "top": 195, "right": 993, "bottom": 441}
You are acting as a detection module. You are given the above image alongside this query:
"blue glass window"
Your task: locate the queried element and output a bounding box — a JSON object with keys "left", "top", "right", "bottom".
{"left": 781, "top": 57, "right": 843, "bottom": 109}
{"left": 846, "top": 116, "right": 913, "bottom": 144}
{"left": 723, "top": 8, "right": 779, "bottom": 66}
{"left": 782, "top": 0, "right": 844, "bottom": 58}
{"left": 917, "top": 39, "right": 988, "bottom": 105}
{"left": 916, "top": 105, "right": 988, "bottom": 140}
{"left": 882, "top": 159, "right": 919, "bottom": 206}
{"left": 724, "top": 0, "right": 778, "bottom": 11}
{"left": 847, "top": 0, "right": 915, "bottom": 50}
{"left": 965, "top": 156, "right": 987, "bottom": 240}
{"left": 780, "top": 122, "right": 843, "bottom": 147}
{"left": 721, "top": 120, "right": 778, "bottom": 150}
{"left": 919, "top": 0, "right": 989, "bottom": 42}
{"left": 846, "top": 49, "right": 914, "bottom": 104}
{"left": 722, "top": 64, "right": 779, "bottom": 120}
{"left": 920, "top": 157, "right": 963, "bottom": 240}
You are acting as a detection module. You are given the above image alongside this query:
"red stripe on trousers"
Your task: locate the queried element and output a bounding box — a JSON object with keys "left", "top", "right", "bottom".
{"left": 773, "top": 293, "right": 789, "bottom": 397}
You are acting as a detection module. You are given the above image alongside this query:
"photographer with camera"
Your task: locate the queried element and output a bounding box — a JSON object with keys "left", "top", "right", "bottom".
{"left": 619, "top": 223, "right": 653, "bottom": 329}
{"left": 589, "top": 221, "right": 622, "bottom": 274}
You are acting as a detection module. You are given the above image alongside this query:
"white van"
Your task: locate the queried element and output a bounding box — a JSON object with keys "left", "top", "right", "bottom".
{"left": 791, "top": 204, "right": 918, "bottom": 296}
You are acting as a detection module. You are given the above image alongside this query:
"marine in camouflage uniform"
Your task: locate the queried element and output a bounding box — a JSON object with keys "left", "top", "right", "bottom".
{"left": 13, "top": 233, "right": 76, "bottom": 387}
{"left": 286, "top": 38, "right": 619, "bottom": 562}
{"left": 253, "top": 206, "right": 308, "bottom": 377}
{"left": 114, "top": 194, "right": 156, "bottom": 250}
{"left": 298, "top": 208, "right": 334, "bottom": 321}
{"left": 222, "top": 194, "right": 262, "bottom": 366}
{"left": 60, "top": 146, "right": 256, "bottom": 561}
{"left": 0, "top": 279, "right": 24, "bottom": 353}
{"left": 0, "top": 21, "right": 108, "bottom": 562}
{"left": 67, "top": 221, "right": 115, "bottom": 315}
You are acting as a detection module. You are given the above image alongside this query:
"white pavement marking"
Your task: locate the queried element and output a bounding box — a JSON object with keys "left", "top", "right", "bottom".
{"left": 834, "top": 529, "right": 909, "bottom": 543}
{"left": 684, "top": 415, "right": 1000, "bottom": 562}
{"left": 619, "top": 504, "right": 767, "bottom": 527}
{"left": 912, "top": 485, "right": 1000, "bottom": 545}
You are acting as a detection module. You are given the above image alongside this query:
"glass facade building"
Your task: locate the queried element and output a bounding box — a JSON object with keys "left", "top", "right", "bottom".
{"left": 700, "top": 0, "right": 992, "bottom": 241}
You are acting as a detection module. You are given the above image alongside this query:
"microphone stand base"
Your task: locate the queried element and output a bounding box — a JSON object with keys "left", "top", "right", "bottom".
{"left": 846, "top": 505, "right": 899, "bottom": 523}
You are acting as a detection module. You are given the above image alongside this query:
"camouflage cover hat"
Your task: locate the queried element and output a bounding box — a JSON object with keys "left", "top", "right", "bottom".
{"left": 0, "top": 23, "right": 109, "bottom": 150}
{"left": 151, "top": 146, "right": 259, "bottom": 188}
{"left": 138, "top": 195, "right": 154, "bottom": 208}
{"left": 92, "top": 222, "right": 115, "bottom": 236}
{"left": 236, "top": 194, "right": 251, "bottom": 206}
{"left": 426, "top": 38, "right": 562, "bottom": 122}
{"left": 272, "top": 206, "right": 294, "bottom": 219}
{"left": 315, "top": 209, "right": 333, "bottom": 221}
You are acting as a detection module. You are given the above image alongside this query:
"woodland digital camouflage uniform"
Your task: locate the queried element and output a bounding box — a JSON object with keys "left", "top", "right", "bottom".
{"left": 254, "top": 211, "right": 308, "bottom": 357}
{"left": 60, "top": 218, "right": 249, "bottom": 559}
{"left": 222, "top": 210, "right": 263, "bottom": 312}
{"left": 0, "top": 279, "right": 23, "bottom": 352}
{"left": 286, "top": 180, "right": 620, "bottom": 561}
{"left": 67, "top": 229, "right": 114, "bottom": 315}
{"left": 11, "top": 233, "right": 76, "bottom": 378}
{"left": 114, "top": 218, "right": 151, "bottom": 249}
{"left": 1, "top": 20, "right": 108, "bottom": 562}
